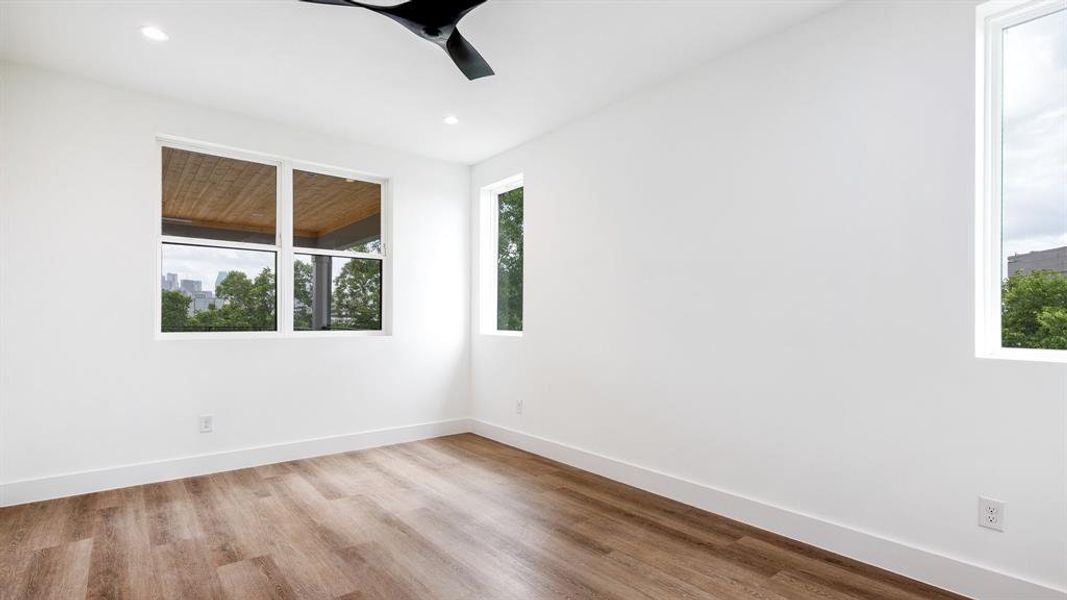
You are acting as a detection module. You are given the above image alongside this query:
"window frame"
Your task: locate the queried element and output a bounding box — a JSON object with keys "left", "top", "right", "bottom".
{"left": 478, "top": 174, "right": 524, "bottom": 337}
{"left": 155, "top": 135, "right": 392, "bottom": 340}
{"left": 975, "top": 0, "right": 1067, "bottom": 363}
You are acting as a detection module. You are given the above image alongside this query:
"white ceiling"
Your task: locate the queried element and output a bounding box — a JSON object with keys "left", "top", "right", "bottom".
{"left": 0, "top": 0, "right": 842, "bottom": 164}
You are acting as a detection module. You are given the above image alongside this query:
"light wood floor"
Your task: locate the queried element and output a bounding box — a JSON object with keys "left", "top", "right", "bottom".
{"left": 0, "top": 434, "right": 967, "bottom": 600}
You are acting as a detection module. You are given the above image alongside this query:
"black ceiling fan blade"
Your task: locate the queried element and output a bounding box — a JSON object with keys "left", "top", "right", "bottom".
{"left": 300, "top": 0, "right": 495, "bottom": 80}
{"left": 300, "top": 0, "right": 485, "bottom": 23}
{"left": 300, "top": 0, "right": 369, "bottom": 7}
{"left": 371, "top": 0, "right": 487, "bottom": 23}
{"left": 445, "top": 29, "right": 494, "bottom": 80}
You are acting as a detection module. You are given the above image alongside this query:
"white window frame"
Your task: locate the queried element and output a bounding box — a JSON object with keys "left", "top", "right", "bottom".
{"left": 478, "top": 174, "right": 524, "bottom": 337}
{"left": 155, "top": 135, "right": 392, "bottom": 340}
{"left": 975, "top": 0, "right": 1067, "bottom": 363}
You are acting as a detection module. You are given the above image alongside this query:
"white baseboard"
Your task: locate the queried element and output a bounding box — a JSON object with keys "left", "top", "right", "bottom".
{"left": 3, "top": 417, "right": 1062, "bottom": 599}
{"left": 469, "top": 419, "right": 1066, "bottom": 600}
{"left": 0, "top": 418, "right": 472, "bottom": 507}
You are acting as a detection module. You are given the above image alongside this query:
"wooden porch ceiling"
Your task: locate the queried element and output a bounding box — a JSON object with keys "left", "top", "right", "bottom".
{"left": 162, "top": 147, "right": 380, "bottom": 238}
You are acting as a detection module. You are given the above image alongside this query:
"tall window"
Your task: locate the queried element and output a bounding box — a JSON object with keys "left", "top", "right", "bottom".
{"left": 160, "top": 148, "right": 280, "bottom": 333}
{"left": 480, "top": 175, "right": 524, "bottom": 335}
{"left": 977, "top": 0, "right": 1067, "bottom": 360}
{"left": 496, "top": 186, "right": 524, "bottom": 331}
{"left": 292, "top": 169, "right": 384, "bottom": 331}
{"left": 158, "top": 141, "right": 388, "bottom": 337}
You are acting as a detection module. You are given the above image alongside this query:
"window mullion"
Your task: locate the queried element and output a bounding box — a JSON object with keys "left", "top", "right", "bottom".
{"left": 278, "top": 162, "right": 294, "bottom": 334}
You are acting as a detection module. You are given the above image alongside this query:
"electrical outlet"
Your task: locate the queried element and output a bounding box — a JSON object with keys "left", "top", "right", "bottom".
{"left": 978, "top": 496, "right": 1004, "bottom": 532}
{"left": 198, "top": 414, "right": 214, "bottom": 434}
{"left": 516, "top": 398, "right": 524, "bottom": 414}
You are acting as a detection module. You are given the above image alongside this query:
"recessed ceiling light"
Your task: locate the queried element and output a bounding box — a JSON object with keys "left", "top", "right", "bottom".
{"left": 140, "top": 26, "right": 169, "bottom": 42}
{"left": 443, "top": 114, "right": 459, "bottom": 125}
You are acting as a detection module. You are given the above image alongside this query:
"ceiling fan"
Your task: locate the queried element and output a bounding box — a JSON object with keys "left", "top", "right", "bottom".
{"left": 300, "top": 0, "right": 494, "bottom": 81}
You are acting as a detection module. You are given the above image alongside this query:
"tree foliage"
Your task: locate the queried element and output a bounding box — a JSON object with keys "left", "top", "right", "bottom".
{"left": 294, "top": 259, "right": 314, "bottom": 330}
{"left": 161, "top": 254, "right": 383, "bottom": 333}
{"left": 333, "top": 258, "right": 382, "bottom": 330}
{"left": 496, "top": 187, "right": 523, "bottom": 331}
{"left": 161, "top": 268, "right": 276, "bottom": 332}
{"left": 161, "top": 290, "right": 190, "bottom": 331}
{"left": 1002, "top": 269, "right": 1067, "bottom": 350}
{"left": 293, "top": 257, "right": 380, "bottom": 331}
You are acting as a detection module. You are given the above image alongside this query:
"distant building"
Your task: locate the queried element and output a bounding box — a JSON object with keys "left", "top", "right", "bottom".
{"left": 1008, "top": 245, "right": 1067, "bottom": 278}
{"left": 161, "top": 274, "right": 231, "bottom": 316}
{"left": 161, "top": 272, "right": 179, "bottom": 291}
{"left": 164, "top": 277, "right": 226, "bottom": 315}
{"left": 179, "top": 279, "right": 202, "bottom": 294}
{"left": 189, "top": 291, "right": 222, "bottom": 316}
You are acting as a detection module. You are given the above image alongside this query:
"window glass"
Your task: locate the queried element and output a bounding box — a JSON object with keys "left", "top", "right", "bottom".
{"left": 293, "top": 170, "right": 382, "bottom": 253}
{"left": 159, "top": 144, "right": 389, "bottom": 336}
{"left": 1000, "top": 9, "right": 1067, "bottom": 350}
{"left": 161, "top": 243, "right": 276, "bottom": 332}
{"left": 496, "top": 187, "right": 523, "bottom": 331}
{"left": 294, "top": 254, "right": 382, "bottom": 331}
{"left": 162, "top": 148, "right": 277, "bottom": 244}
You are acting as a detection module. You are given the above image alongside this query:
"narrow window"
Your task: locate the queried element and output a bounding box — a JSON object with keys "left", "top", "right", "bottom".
{"left": 496, "top": 186, "right": 524, "bottom": 331}
{"left": 160, "top": 148, "right": 279, "bottom": 332}
{"left": 480, "top": 175, "right": 524, "bottom": 335}
{"left": 977, "top": 0, "right": 1067, "bottom": 359}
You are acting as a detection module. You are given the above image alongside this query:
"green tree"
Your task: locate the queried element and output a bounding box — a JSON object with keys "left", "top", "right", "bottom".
{"left": 161, "top": 290, "right": 191, "bottom": 332}
{"left": 496, "top": 187, "right": 523, "bottom": 331}
{"left": 189, "top": 303, "right": 226, "bottom": 330}
{"left": 1002, "top": 269, "right": 1067, "bottom": 349}
{"left": 347, "top": 238, "right": 382, "bottom": 254}
{"left": 332, "top": 258, "right": 381, "bottom": 330}
{"left": 294, "top": 259, "right": 313, "bottom": 330}
{"left": 189, "top": 268, "right": 276, "bottom": 331}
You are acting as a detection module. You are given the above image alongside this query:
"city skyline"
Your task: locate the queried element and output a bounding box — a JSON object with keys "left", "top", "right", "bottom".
{"left": 161, "top": 244, "right": 275, "bottom": 293}
{"left": 161, "top": 269, "right": 228, "bottom": 315}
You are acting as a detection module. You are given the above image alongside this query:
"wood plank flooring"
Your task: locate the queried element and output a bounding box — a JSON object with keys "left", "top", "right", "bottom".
{"left": 0, "top": 434, "right": 968, "bottom": 600}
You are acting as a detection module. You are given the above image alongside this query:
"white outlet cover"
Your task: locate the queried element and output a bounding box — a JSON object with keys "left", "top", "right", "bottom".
{"left": 199, "top": 414, "right": 214, "bottom": 433}
{"left": 978, "top": 496, "right": 1004, "bottom": 532}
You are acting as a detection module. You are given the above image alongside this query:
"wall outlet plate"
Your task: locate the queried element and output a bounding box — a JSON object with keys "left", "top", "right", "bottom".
{"left": 516, "top": 398, "right": 524, "bottom": 414}
{"left": 978, "top": 496, "right": 1004, "bottom": 532}
{"left": 198, "top": 414, "right": 214, "bottom": 434}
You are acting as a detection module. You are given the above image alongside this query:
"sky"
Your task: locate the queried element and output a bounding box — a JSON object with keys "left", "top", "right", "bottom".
{"left": 162, "top": 244, "right": 274, "bottom": 293}
{"left": 1001, "top": 8, "right": 1067, "bottom": 275}
{"left": 161, "top": 244, "right": 368, "bottom": 293}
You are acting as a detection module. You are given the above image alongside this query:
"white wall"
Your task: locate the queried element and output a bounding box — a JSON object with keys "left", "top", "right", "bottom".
{"left": 471, "top": 0, "right": 1066, "bottom": 596}
{"left": 0, "top": 64, "right": 470, "bottom": 495}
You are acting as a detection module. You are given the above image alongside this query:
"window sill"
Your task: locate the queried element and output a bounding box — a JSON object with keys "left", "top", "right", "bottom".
{"left": 482, "top": 330, "right": 523, "bottom": 338}
{"left": 156, "top": 330, "right": 390, "bottom": 341}
{"left": 289, "top": 330, "right": 390, "bottom": 339}
{"left": 977, "top": 348, "right": 1067, "bottom": 364}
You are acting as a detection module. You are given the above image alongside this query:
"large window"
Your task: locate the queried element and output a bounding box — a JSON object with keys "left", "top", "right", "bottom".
{"left": 977, "top": 0, "right": 1066, "bottom": 360}
{"left": 158, "top": 140, "right": 388, "bottom": 337}
{"left": 479, "top": 175, "right": 524, "bottom": 335}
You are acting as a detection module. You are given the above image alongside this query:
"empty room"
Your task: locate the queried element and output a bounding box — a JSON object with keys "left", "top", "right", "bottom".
{"left": 0, "top": 0, "right": 1064, "bottom": 598}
